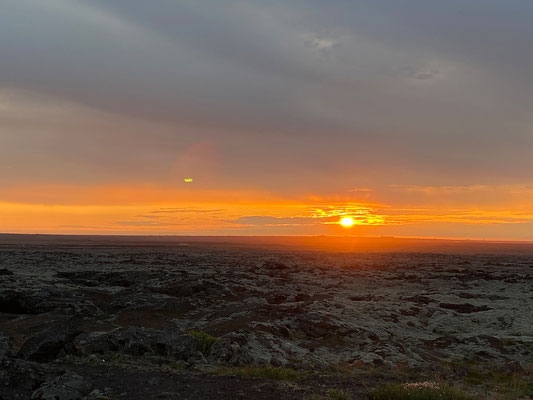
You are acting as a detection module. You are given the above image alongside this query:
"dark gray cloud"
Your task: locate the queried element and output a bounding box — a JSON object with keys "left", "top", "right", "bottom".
{"left": 1, "top": 0, "right": 532, "bottom": 192}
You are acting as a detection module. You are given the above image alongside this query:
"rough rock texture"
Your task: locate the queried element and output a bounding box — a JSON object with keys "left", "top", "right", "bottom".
{"left": 209, "top": 330, "right": 291, "bottom": 367}
{"left": 32, "top": 372, "right": 90, "bottom": 400}
{"left": 1, "top": 239, "right": 532, "bottom": 399}
{"left": 74, "top": 327, "right": 205, "bottom": 362}
{"left": 0, "top": 331, "right": 13, "bottom": 359}
{"left": 0, "top": 358, "right": 45, "bottom": 399}
{"left": 19, "top": 317, "right": 83, "bottom": 362}
{"left": 2, "top": 247, "right": 533, "bottom": 369}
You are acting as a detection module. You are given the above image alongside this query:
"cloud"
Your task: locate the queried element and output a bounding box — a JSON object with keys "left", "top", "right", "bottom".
{"left": 134, "top": 214, "right": 160, "bottom": 219}
{"left": 303, "top": 33, "right": 339, "bottom": 54}
{"left": 1, "top": 0, "right": 533, "bottom": 240}
{"left": 233, "top": 216, "right": 321, "bottom": 226}
{"left": 116, "top": 221, "right": 176, "bottom": 227}
{"left": 149, "top": 208, "right": 225, "bottom": 215}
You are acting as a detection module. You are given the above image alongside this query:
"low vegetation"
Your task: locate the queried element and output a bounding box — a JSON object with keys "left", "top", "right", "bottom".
{"left": 442, "top": 359, "right": 533, "bottom": 399}
{"left": 367, "top": 382, "right": 477, "bottom": 400}
{"left": 187, "top": 330, "right": 218, "bottom": 357}
{"left": 464, "top": 368, "right": 533, "bottom": 399}
{"left": 303, "top": 389, "right": 352, "bottom": 400}
{"left": 216, "top": 365, "right": 306, "bottom": 381}
{"left": 327, "top": 388, "right": 352, "bottom": 400}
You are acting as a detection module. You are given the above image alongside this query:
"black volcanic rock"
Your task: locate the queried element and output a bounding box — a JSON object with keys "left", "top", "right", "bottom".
{"left": 31, "top": 372, "right": 90, "bottom": 400}
{"left": 208, "top": 331, "right": 287, "bottom": 366}
{"left": 74, "top": 327, "right": 205, "bottom": 363}
{"left": 349, "top": 295, "right": 373, "bottom": 301}
{"left": 149, "top": 280, "right": 208, "bottom": 297}
{"left": 0, "top": 268, "right": 14, "bottom": 276}
{"left": 267, "top": 294, "right": 288, "bottom": 304}
{"left": 0, "top": 358, "right": 45, "bottom": 399}
{"left": 0, "top": 290, "right": 42, "bottom": 314}
{"left": 262, "top": 260, "right": 290, "bottom": 270}
{"left": 57, "top": 270, "right": 156, "bottom": 288}
{"left": 1, "top": 242, "right": 533, "bottom": 399}
{"left": 0, "top": 289, "right": 87, "bottom": 315}
{"left": 405, "top": 295, "right": 434, "bottom": 304}
{"left": 18, "top": 317, "right": 83, "bottom": 362}
{"left": 0, "top": 332, "right": 13, "bottom": 359}
{"left": 439, "top": 303, "right": 492, "bottom": 313}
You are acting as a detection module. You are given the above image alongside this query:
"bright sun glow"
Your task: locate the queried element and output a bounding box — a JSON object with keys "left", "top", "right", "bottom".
{"left": 340, "top": 217, "right": 355, "bottom": 227}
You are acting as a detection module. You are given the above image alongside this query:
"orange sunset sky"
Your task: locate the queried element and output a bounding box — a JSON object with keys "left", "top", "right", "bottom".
{"left": 1, "top": 1, "right": 533, "bottom": 240}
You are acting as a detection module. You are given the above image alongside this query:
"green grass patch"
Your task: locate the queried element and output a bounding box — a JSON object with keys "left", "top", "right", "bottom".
{"left": 442, "top": 359, "right": 533, "bottom": 399}
{"left": 463, "top": 370, "right": 485, "bottom": 385}
{"left": 485, "top": 372, "right": 533, "bottom": 399}
{"left": 461, "top": 365, "right": 533, "bottom": 398}
{"left": 367, "top": 383, "right": 477, "bottom": 400}
{"left": 216, "top": 365, "right": 306, "bottom": 381}
{"left": 187, "top": 330, "right": 218, "bottom": 357}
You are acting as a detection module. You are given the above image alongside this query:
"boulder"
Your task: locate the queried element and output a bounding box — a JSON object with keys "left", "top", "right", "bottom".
{"left": 82, "top": 389, "right": 111, "bottom": 400}
{"left": 0, "top": 358, "right": 45, "bottom": 399}
{"left": 0, "top": 290, "right": 43, "bottom": 314}
{"left": 19, "top": 317, "right": 83, "bottom": 362}
{"left": 358, "top": 351, "right": 384, "bottom": 365}
{"left": 0, "top": 289, "right": 86, "bottom": 315}
{"left": 74, "top": 327, "right": 205, "bottom": 363}
{"left": 31, "top": 372, "right": 90, "bottom": 400}
{"left": 0, "top": 268, "right": 14, "bottom": 276}
{"left": 0, "top": 331, "right": 14, "bottom": 359}
{"left": 292, "top": 312, "right": 344, "bottom": 339}
{"left": 165, "top": 333, "right": 206, "bottom": 361}
{"left": 208, "top": 330, "right": 287, "bottom": 366}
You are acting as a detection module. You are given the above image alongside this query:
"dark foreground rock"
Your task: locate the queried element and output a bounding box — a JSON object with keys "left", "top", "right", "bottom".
{"left": 0, "top": 243, "right": 532, "bottom": 399}
{"left": 31, "top": 372, "right": 90, "bottom": 400}
{"left": 438, "top": 302, "right": 493, "bottom": 313}
{"left": 209, "top": 330, "right": 289, "bottom": 367}
{"left": 74, "top": 327, "right": 205, "bottom": 363}
{"left": 19, "top": 317, "right": 83, "bottom": 362}
{"left": 0, "top": 358, "right": 45, "bottom": 399}
{"left": 0, "top": 331, "right": 13, "bottom": 358}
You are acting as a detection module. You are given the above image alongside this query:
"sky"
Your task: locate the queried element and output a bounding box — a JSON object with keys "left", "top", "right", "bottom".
{"left": 1, "top": 0, "right": 533, "bottom": 239}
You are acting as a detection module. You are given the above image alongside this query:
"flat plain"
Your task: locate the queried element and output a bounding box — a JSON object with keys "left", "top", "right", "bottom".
{"left": 0, "top": 235, "right": 532, "bottom": 399}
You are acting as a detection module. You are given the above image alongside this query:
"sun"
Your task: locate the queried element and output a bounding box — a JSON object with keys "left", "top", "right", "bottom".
{"left": 340, "top": 217, "right": 355, "bottom": 227}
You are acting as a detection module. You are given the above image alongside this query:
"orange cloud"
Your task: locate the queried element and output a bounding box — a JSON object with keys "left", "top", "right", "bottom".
{"left": 1, "top": 183, "right": 533, "bottom": 239}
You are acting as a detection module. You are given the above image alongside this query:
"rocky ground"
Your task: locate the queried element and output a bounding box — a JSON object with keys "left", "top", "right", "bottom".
{"left": 0, "top": 240, "right": 532, "bottom": 399}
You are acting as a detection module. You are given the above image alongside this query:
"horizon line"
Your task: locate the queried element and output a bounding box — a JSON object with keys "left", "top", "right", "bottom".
{"left": 2, "top": 232, "right": 533, "bottom": 245}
